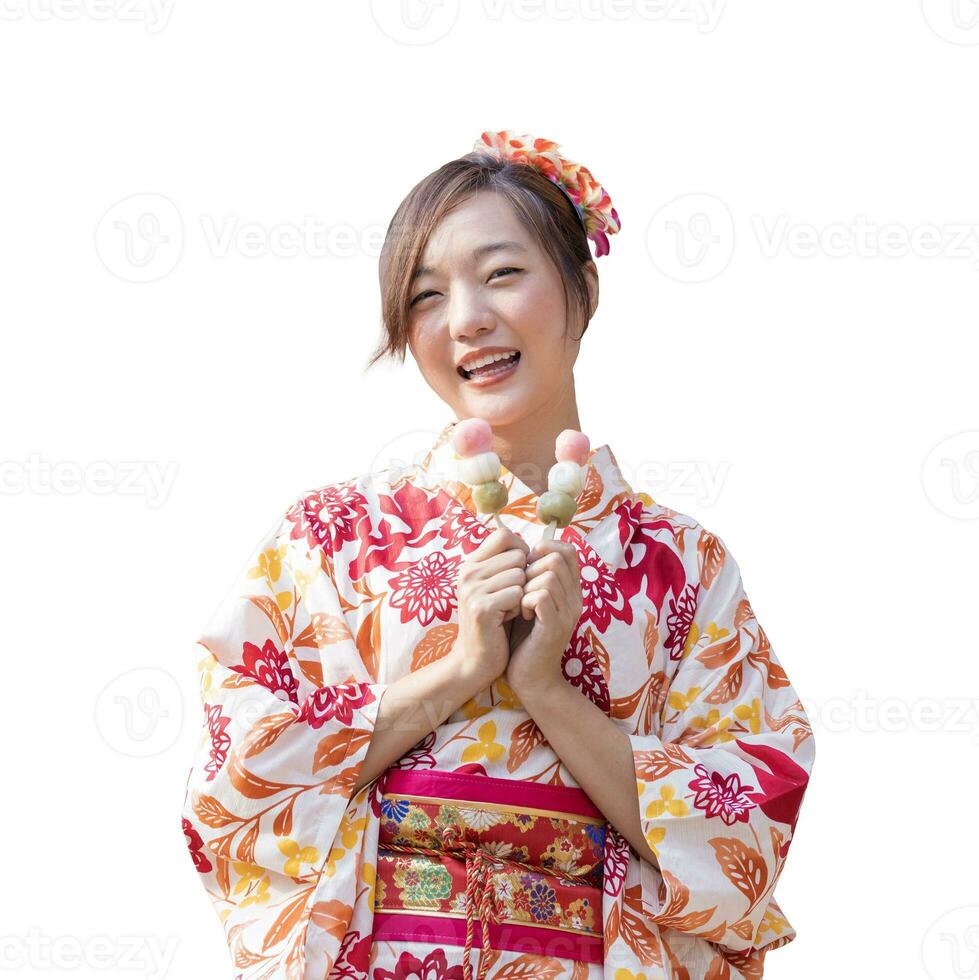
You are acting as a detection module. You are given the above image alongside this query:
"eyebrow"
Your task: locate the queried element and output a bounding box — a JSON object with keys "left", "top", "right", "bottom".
{"left": 412, "top": 240, "right": 528, "bottom": 282}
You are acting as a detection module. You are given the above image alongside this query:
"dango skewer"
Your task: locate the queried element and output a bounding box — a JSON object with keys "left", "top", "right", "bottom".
{"left": 537, "top": 429, "right": 590, "bottom": 540}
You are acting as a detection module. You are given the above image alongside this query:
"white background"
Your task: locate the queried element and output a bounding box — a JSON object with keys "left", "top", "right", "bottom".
{"left": 2, "top": 2, "right": 978, "bottom": 978}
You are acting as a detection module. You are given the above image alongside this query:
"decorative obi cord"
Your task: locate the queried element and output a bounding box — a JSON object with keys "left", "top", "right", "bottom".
{"left": 374, "top": 769, "right": 607, "bottom": 980}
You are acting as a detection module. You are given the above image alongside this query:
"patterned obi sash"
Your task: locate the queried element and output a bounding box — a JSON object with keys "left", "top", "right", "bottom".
{"left": 373, "top": 769, "right": 606, "bottom": 980}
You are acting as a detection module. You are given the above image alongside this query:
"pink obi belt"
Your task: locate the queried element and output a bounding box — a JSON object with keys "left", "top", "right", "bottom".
{"left": 373, "top": 769, "right": 607, "bottom": 966}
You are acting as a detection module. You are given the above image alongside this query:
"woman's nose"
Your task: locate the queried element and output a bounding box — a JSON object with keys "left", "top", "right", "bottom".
{"left": 447, "top": 288, "right": 494, "bottom": 341}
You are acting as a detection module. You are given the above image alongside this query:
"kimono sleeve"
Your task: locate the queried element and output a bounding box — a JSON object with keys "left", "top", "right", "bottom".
{"left": 630, "top": 528, "right": 815, "bottom": 959}
{"left": 179, "top": 500, "right": 389, "bottom": 978}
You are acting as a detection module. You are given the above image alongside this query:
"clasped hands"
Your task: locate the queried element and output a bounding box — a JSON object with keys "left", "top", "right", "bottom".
{"left": 455, "top": 526, "right": 582, "bottom": 699}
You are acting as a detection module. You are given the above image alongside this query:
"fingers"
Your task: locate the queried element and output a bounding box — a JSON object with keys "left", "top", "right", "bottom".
{"left": 468, "top": 527, "right": 529, "bottom": 564}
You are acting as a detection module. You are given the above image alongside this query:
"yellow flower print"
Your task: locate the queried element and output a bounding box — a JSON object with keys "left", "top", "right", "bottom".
{"left": 493, "top": 677, "right": 522, "bottom": 711}
{"left": 703, "top": 623, "right": 729, "bottom": 643}
{"left": 231, "top": 862, "right": 270, "bottom": 906}
{"left": 734, "top": 698, "right": 761, "bottom": 734}
{"left": 362, "top": 862, "right": 376, "bottom": 907}
{"left": 754, "top": 907, "right": 789, "bottom": 943}
{"left": 323, "top": 844, "right": 343, "bottom": 878}
{"left": 461, "top": 721, "right": 505, "bottom": 763}
{"left": 241, "top": 876, "right": 270, "bottom": 907}
{"left": 681, "top": 623, "right": 700, "bottom": 659}
{"left": 460, "top": 695, "right": 492, "bottom": 721}
{"left": 668, "top": 687, "right": 701, "bottom": 713}
{"left": 644, "top": 826, "right": 666, "bottom": 856}
{"left": 248, "top": 544, "right": 287, "bottom": 590}
{"left": 615, "top": 971, "right": 648, "bottom": 980}
{"left": 338, "top": 812, "right": 367, "bottom": 849}
{"left": 645, "top": 785, "right": 689, "bottom": 819}
{"left": 198, "top": 652, "right": 217, "bottom": 702}
{"left": 278, "top": 838, "right": 320, "bottom": 877}
{"left": 689, "top": 708, "right": 734, "bottom": 744}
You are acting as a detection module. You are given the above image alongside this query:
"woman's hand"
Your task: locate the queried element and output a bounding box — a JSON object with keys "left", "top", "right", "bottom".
{"left": 505, "top": 537, "right": 582, "bottom": 698}
{"left": 451, "top": 527, "right": 529, "bottom": 687}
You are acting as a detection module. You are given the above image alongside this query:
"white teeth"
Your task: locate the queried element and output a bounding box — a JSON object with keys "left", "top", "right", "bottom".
{"left": 463, "top": 350, "right": 518, "bottom": 373}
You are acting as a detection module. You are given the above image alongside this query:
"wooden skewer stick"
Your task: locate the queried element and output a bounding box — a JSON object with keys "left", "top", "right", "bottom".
{"left": 542, "top": 519, "right": 557, "bottom": 540}
{"left": 494, "top": 512, "right": 506, "bottom": 531}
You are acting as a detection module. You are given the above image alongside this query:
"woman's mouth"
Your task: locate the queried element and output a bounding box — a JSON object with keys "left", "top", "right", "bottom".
{"left": 458, "top": 350, "right": 521, "bottom": 386}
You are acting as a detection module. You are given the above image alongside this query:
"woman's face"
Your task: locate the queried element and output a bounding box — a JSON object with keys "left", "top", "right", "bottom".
{"left": 406, "top": 190, "right": 596, "bottom": 429}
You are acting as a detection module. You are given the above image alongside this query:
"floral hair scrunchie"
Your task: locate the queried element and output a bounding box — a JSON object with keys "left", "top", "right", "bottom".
{"left": 472, "top": 129, "right": 622, "bottom": 258}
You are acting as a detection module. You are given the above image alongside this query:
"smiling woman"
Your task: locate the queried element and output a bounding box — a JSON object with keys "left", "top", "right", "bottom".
{"left": 180, "top": 130, "right": 814, "bottom": 980}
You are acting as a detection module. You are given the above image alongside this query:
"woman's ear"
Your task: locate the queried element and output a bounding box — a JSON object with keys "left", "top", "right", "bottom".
{"left": 584, "top": 260, "right": 599, "bottom": 318}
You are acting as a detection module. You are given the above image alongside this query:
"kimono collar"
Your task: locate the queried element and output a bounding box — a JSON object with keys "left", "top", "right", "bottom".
{"left": 416, "top": 419, "right": 644, "bottom": 539}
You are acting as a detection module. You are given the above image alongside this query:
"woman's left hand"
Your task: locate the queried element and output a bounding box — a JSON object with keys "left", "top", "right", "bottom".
{"left": 504, "top": 536, "right": 582, "bottom": 697}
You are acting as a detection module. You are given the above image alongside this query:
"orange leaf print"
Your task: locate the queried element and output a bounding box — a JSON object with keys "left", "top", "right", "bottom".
{"left": 297, "top": 657, "right": 324, "bottom": 688}
{"left": 574, "top": 465, "right": 603, "bottom": 516}
{"left": 193, "top": 793, "right": 240, "bottom": 828}
{"left": 263, "top": 886, "right": 315, "bottom": 951}
{"left": 294, "top": 612, "right": 353, "bottom": 648}
{"left": 355, "top": 603, "right": 382, "bottom": 680}
{"left": 506, "top": 717, "right": 544, "bottom": 773}
{"left": 709, "top": 837, "right": 769, "bottom": 905}
{"left": 731, "top": 918, "right": 755, "bottom": 941}
{"left": 643, "top": 607, "right": 659, "bottom": 669}
{"left": 248, "top": 594, "right": 289, "bottom": 646}
{"left": 734, "top": 598, "right": 755, "bottom": 629}
{"left": 313, "top": 729, "right": 369, "bottom": 774}
{"left": 698, "top": 532, "right": 726, "bottom": 589}
{"left": 240, "top": 711, "right": 294, "bottom": 759}
{"left": 489, "top": 952, "right": 564, "bottom": 979}
{"left": 273, "top": 794, "right": 296, "bottom": 838}
{"left": 310, "top": 898, "right": 354, "bottom": 942}
{"left": 635, "top": 747, "right": 689, "bottom": 781}
{"left": 696, "top": 633, "right": 741, "bottom": 670}
{"left": 228, "top": 753, "right": 298, "bottom": 800}
{"left": 620, "top": 885, "right": 664, "bottom": 967}
{"left": 319, "top": 764, "right": 361, "bottom": 796}
{"left": 603, "top": 896, "right": 620, "bottom": 948}
{"left": 238, "top": 819, "right": 259, "bottom": 865}
{"left": 706, "top": 954, "right": 733, "bottom": 980}
{"left": 705, "top": 660, "right": 744, "bottom": 705}
{"left": 411, "top": 623, "right": 458, "bottom": 670}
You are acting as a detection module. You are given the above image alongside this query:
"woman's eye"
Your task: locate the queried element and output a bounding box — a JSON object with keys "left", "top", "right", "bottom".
{"left": 489, "top": 267, "right": 521, "bottom": 280}
{"left": 410, "top": 290, "right": 438, "bottom": 307}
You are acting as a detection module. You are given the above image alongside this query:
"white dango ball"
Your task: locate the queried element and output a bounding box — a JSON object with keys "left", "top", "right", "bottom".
{"left": 547, "top": 460, "right": 585, "bottom": 498}
{"left": 457, "top": 451, "right": 501, "bottom": 485}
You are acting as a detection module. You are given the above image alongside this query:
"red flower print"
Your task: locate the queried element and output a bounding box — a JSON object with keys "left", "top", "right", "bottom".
{"left": 735, "top": 738, "right": 810, "bottom": 845}
{"left": 576, "top": 544, "right": 630, "bottom": 632}
{"left": 388, "top": 551, "right": 461, "bottom": 626}
{"left": 688, "top": 763, "right": 757, "bottom": 825}
{"left": 372, "top": 948, "right": 464, "bottom": 980}
{"left": 666, "top": 583, "right": 699, "bottom": 660}
{"left": 231, "top": 638, "right": 300, "bottom": 705}
{"left": 182, "top": 817, "right": 212, "bottom": 874}
{"left": 439, "top": 500, "right": 492, "bottom": 554}
{"left": 297, "top": 683, "right": 377, "bottom": 729}
{"left": 561, "top": 629, "right": 610, "bottom": 712}
{"left": 286, "top": 482, "right": 368, "bottom": 556}
{"left": 203, "top": 703, "right": 231, "bottom": 781}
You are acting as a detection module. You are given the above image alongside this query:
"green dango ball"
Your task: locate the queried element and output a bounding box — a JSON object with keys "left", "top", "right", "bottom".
{"left": 536, "top": 490, "right": 577, "bottom": 528}
{"left": 472, "top": 480, "right": 508, "bottom": 514}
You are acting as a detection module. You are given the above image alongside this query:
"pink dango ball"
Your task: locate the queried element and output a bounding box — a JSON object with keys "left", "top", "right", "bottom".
{"left": 452, "top": 418, "right": 494, "bottom": 457}
{"left": 555, "top": 429, "right": 590, "bottom": 466}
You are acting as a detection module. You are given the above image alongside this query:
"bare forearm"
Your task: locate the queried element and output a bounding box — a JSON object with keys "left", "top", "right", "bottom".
{"left": 352, "top": 650, "right": 496, "bottom": 795}
{"left": 517, "top": 677, "right": 660, "bottom": 869}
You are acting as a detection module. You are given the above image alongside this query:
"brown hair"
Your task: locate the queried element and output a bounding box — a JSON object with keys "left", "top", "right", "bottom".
{"left": 368, "top": 150, "right": 596, "bottom": 369}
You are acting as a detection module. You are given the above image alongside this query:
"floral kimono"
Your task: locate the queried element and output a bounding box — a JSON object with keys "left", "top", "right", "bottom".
{"left": 181, "top": 418, "right": 815, "bottom": 980}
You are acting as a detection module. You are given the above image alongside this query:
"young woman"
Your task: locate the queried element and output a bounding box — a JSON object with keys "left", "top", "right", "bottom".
{"left": 181, "top": 131, "right": 815, "bottom": 980}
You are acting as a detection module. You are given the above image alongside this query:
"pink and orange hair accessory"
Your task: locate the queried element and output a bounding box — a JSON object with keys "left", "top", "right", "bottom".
{"left": 472, "top": 129, "right": 622, "bottom": 258}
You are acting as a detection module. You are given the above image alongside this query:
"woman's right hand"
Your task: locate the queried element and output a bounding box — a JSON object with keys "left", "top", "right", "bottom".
{"left": 453, "top": 527, "right": 529, "bottom": 685}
